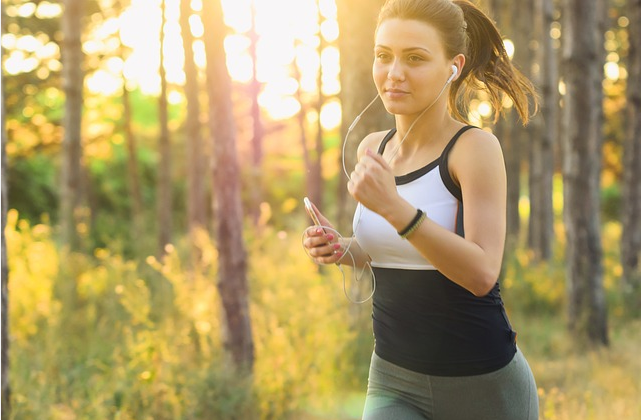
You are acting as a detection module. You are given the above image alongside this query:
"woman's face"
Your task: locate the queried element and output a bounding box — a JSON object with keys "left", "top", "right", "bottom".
{"left": 373, "top": 18, "right": 452, "bottom": 116}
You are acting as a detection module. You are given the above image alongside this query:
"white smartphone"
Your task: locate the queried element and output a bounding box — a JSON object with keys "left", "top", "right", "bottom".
{"left": 303, "top": 197, "right": 322, "bottom": 226}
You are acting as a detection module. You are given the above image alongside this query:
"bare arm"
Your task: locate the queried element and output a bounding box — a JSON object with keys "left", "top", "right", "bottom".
{"left": 348, "top": 130, "right": 506, "bottom": 296}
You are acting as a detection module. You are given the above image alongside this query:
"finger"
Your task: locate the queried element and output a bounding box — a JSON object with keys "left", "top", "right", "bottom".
{"left": 311, "top": 242, "right": 341, "bottom": 258}
{"left": 315, "top": 249, "right": 344, "bottom": 265}
{"left": 366, "top": 148, "right": 391, "bottom": 170}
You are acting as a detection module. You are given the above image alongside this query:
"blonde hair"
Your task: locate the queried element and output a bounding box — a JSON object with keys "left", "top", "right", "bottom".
{"left": 377, "top": 0, "right": 538, "bottom": 124}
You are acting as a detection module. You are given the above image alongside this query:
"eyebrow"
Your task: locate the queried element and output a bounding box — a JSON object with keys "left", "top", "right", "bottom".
{"left": 374, "top": 45, "right": 433, "bottom": 55}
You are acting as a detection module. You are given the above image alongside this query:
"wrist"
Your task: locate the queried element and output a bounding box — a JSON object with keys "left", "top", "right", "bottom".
{"left": 381, "top": 199, "right": 417, "bottom": 231}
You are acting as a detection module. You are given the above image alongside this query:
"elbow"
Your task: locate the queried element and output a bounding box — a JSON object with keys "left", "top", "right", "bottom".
{"left": 469, "top": 271, "right": 499, "bottom": 297}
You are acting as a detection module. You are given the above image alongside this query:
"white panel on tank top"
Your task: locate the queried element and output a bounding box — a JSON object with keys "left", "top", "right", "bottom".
{"left": 353, "top": 164, "right": 458, "bottom": 270}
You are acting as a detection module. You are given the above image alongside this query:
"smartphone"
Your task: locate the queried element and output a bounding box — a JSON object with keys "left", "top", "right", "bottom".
{"left": 303, "top": 197, "right": 322, "bottom": 226}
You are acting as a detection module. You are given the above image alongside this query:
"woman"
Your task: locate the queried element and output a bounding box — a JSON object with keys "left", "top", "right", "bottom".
{"left": 303, "top": 0, "right": 539, "bottom": 418}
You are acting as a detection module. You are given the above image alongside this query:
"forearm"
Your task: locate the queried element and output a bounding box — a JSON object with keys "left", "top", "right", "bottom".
{"left": 382, "top": 201, "right": 502, "bottom": 296}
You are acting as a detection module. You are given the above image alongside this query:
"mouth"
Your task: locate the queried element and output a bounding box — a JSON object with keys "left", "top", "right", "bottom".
{"left": 384, "top": 88, "right": 410, "bottom": 99}
{"left": 385, "top": 88, "right": 409, "bottom": 94}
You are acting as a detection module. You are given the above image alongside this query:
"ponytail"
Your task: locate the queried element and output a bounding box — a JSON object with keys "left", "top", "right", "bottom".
{"left": 452, "top": 0, "right": 538, "bottom": 124}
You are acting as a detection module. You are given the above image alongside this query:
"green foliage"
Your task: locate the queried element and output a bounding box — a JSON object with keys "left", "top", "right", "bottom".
{"left": 7, "top": 153, "right": 58, "bottom": 222}
{"left": 601, "top": 182, "right": 622, "bottom": 223}
{"left": 5, "top": 210, "right": 362, "bottom": 419}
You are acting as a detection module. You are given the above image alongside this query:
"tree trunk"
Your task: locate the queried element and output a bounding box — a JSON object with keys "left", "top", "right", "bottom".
{"left": 248, "top": 3, "right": 264, "bottom": 225}
{"left": 60, "top": 0, "right": 85, "bottom": 251}
{"left": 491, "top": 0, "right": 522, "bottom": 244}
{"left": 2, "top": 76, "right": 11, "bottom": 419}
{"left": 157, "top": 0, "right": 172, "bottom": 257}
{"left": 202, "top": 0, "right": 254, "bottom": 372}
{"left": 561, "top": 0, "right": 608, "bottom": 346}
{"left": 529, "top": 0, "right": 557, "bottom": 261}
{"left": 180, "top": 0, "right": 207, "bottom": 256}
{"left": 336, "top": 0, "right": 391, "bottom": 232}
{"left": 121, "top": 72, "right": 144, "bottom": 250}
{"left": 310, "top": 10, "right": 326, "bottom": 211}
{"left": 621, "top": 0, "right": 641, "bottom": 310}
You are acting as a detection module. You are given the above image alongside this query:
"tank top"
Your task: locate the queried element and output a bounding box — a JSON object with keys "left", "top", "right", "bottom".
{"left": 353, "top": 125, "right": 517, "bottom": 376}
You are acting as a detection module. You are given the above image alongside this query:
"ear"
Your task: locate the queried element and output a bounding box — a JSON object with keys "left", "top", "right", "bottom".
{"left": 450, "top": 54, "right": 466, "bottom": 82}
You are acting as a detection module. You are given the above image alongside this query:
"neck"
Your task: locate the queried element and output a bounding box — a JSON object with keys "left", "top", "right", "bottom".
{"left": 393, "top": 108, "right": 454, "bottom": 155}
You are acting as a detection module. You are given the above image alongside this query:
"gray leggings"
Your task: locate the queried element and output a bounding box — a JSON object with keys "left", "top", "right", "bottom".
{"left": 362, "top": 348, "right": 539, "bottom": 420}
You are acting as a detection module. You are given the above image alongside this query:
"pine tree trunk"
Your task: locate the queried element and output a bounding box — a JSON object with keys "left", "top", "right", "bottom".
{"left": 180, "top": 0, "right": 206, "bottom": 254}
{"left": 248, "top": 3, "right": 264, "bottom": 225}
{"left": 621, "top": 0, "right": 641, "bottom": 309}
{"left": 492, "top": 0, "right": 522, "bottom": 244}
{"left": 336, "top": 0, "right": 391, "bottom": 232}
{"left": 529, "top": 0, "right": 557, "bottom": 261}
{"left": 561, "top": 0, "right": 608, "bottom": 346}
{"left": 122, "top": 77, "right": 144, "bottom": 248}
{"left": 202, "top": 0, "right": 254, "bottom": 372}
{"left": 310, "top": 13, "right": 326, "bottom": 211}
{"left": 60, "top": 0, "right": 85, "bottom": 251}
{"left": 157, "top": 0, "right": 172, "bottom": 257}
{"left": 1, "top": 79, "right": 11, "bottom": 419}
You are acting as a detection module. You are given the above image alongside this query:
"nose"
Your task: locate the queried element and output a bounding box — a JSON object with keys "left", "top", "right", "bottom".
{"left": 387, "top": 59, "right": 405, "bottom": 82}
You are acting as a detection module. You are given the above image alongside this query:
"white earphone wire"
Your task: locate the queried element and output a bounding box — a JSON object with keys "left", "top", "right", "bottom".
{"left": 306, "top": 68, "right": 456, "bottom": 303}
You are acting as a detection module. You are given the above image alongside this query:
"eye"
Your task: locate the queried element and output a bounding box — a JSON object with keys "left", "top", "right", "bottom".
{"left": 375, "top": 52, "right": 392, "bottom": 62}
{"left": 407, "top": 55, "right": 424, "bottom": 63}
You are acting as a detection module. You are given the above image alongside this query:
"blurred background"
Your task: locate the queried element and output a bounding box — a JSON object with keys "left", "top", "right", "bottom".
{"left": 1, "top": 0, "right": 640, "bottom": 419}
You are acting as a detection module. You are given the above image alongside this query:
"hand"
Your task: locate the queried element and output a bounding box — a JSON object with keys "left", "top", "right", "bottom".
{"left": 347, "top": 148, "right": 400, "bottom": 216}
{"left": 302, "top": 202, "right": 344, "bottom": 265}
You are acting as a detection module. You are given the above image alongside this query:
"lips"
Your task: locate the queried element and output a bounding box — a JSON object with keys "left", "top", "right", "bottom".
{"left": 384, "top": 88, "right": 409, "bottom": 99}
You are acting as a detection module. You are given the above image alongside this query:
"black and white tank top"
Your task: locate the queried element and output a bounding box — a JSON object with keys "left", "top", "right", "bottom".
{"left": 353, "top": 125, "right": 474, "bottom": 269}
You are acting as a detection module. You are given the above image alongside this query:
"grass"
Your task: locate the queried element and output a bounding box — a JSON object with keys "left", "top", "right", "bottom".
{"left": 4, "top": 209, "right": 641, "bottom": 419}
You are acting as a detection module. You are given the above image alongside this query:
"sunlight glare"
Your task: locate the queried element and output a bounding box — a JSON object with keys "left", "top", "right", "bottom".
{"left": 35, "top": 1, "right": 63, "bottom": 19}
{"left": 189, "top": 15, "right": 204, "bottom": 38}
{"left": 259, "top": 92, "right": 300, "bottom": 120}
{"left": 604, "top": 62, "right": 620, "bottom": 81}
{"left": 504, "top": 39, "right": 515, "bottom": 60}
{"left": 1, "top": 33, "right": 17, "bottom": 50}
{"left": 320, "top": 19, "right": 339, "bottom": 42}
{"left": 86, "top": 69, "right": 122, "bottom": 96}
{"left": 320, "top": 99, "right": 341, "bottom": 130}
{"left": 15, "top": 35, "right": 39, "bottom": 52}
{"left": 17, "top": 2, "right": 36, "bottom": 18}
{"left": 222, "top": 0, "right": 252, "bottom": 32}
{"left": 477, "top": 101, "right": 493, "bottom": 118}
{"left": 319, "top": 0, "right": 337, "bottom": 18}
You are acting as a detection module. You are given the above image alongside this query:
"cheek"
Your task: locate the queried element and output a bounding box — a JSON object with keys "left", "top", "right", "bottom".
{"left": 372, "top": 64, "right": 387, "bottom": 85}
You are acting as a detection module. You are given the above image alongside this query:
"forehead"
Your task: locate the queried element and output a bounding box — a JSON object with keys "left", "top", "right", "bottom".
{"left": 375, "top": 18, "right": 445, "bottom": 55}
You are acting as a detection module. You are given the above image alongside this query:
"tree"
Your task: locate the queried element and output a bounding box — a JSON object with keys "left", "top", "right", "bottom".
{"left": 335, "top": 0, "right": 391, "bottom": 231}
{"left": 529, "top": 0, "right": 557, "bottom": 261}
{"left": 202, "top": 0, "right": 254, "bottom": 371}
{"left": 248, "top": 2, "right": 264, "bottom": 225}
{"left": 179, "top": 0, "right": 207, "bottom": 255}
{"left": 2, "top": 76, "right": 11, "bottom": 419}
{"left": 489, "top": 0, "right": 524, "bottom": 244}
{"left": 60, "top": 0, "right": 85, "bottom": 250}
{"left": 157, "top": 0, "right": 172, "bottom": 257}
{"left": 561, "top": 0, "right": 608, "bottom": 346}
{"left": 621, "top": 0, "right": 641, "bottom": 309}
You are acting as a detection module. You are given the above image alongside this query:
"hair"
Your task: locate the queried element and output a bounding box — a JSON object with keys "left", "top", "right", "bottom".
{"left": 376, "top": 0, "right": 538, "bottom": 124}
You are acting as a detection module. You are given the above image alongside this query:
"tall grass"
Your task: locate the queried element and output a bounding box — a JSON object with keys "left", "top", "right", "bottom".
{"left": 5, "top": 208, "right": 640, "bottom": 419}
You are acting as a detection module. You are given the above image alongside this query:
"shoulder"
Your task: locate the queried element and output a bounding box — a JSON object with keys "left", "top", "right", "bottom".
{"left": 449, "top": 127, "right": 505, "bottom": 184}
{"left": 356, "top": 129, "right": 394, "bottom": 160}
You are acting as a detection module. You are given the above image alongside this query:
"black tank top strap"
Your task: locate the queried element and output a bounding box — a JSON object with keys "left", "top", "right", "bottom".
{"left": 439, "top": 125, "right": 478, "bottom": 202}
{"left": 377, "top": 128, "right": 397, "bottom": 155}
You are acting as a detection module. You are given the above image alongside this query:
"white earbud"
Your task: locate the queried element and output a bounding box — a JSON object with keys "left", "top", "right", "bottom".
{"left": 447, "top": 65, "right": 458, "bottom": 84}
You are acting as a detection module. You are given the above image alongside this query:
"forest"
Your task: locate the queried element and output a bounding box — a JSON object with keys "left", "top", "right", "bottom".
{"left": 1, "top": 0, "right": 640, "bottom": 419}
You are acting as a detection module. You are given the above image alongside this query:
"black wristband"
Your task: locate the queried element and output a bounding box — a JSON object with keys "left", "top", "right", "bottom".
{"left": 397, "top": 209, "right": 424, "bottom": 237}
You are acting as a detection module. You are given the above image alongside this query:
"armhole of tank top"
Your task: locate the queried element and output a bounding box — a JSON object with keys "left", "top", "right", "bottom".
{"left": 438, "top": 125, "right": 476, "bottom": 202}
{"left": 377, "top": 128, "right": 397, "bottom": 155}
